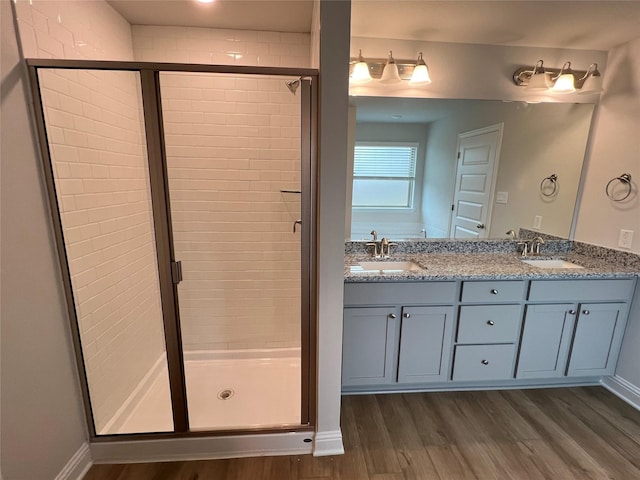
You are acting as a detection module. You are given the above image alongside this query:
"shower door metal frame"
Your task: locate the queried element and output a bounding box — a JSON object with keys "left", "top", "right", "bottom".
{"left": 26, "top": 58, "right": 319, "bottom": 441}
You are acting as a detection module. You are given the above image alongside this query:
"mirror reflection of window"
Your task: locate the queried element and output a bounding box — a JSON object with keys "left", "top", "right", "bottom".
{"left": 353, "top": 142, "right": 418, "bottom": 209}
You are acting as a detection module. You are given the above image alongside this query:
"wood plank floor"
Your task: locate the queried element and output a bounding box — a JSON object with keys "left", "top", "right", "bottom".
{"left": 84, "top": 387, "right": 640, "bottom": 479}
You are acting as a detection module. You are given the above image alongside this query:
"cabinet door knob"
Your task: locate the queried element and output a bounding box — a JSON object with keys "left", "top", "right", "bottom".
{"left": 389, "top": 313, "right": 397, "bottom": 319}
{"left": 481, "top": 359, "right": 489, "bottom": 365}
{"left": 582, "top": 310, "right": 590, "bottom": 315}
{"left": 568, "top": 310, "right": 577, "bottom": 315}
{"left": 403, "top": 313, "right": 411, "bottom": 318}
{"left": 487, "top": 320, "right": 495, "bottom": 326}
{"left": 490, "top": 289, "right": 499, "bottom": 295}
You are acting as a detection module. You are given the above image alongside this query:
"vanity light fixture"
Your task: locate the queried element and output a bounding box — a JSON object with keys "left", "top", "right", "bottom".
{"left": 513, "top": 60, "right": 602, "bottom": 94}
{"left": 350, "top": 50, "right": 373, "bottom": 84}
{"left": 349, "top": 51, "right": 432, "bottom": 86}
{"left": 195, "top": 0, "right": 215, "bottom": 3}
{"left": 551, "top": 62, "right": 576, "bottom": 94}
{"left": 525, "top": 60, "right": 550, "bottom": 90}
{"left": 408, "top": 52, "right": 432, "bottom": 86}
{"left": 379, "top": 51, "right": 402, "bottom": 84}
{"left": 578, "top": 63, "right": 603, "bottom": 94}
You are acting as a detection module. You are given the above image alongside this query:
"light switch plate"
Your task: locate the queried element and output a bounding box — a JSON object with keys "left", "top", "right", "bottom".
{"left": 533, "top": 216, "right": 542, "bottom": 230}
{"left": 619, "top": 229, "right": 634, "bottom": 249}
{"left": 495, "top": 192, "right": 508, "bottom": 204}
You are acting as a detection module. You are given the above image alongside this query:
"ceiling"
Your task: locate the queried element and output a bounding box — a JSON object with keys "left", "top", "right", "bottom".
{"left": 351, "top": 96, "right": 484, "bottom": 123}
{"left": 351, "top": 1, "right": 640, "bottom": 51}
{"left": 107, "top": 1, "right": 640, "bottom": 51}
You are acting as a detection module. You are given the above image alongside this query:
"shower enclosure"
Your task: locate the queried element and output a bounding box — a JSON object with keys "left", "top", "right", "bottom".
{"left": 28, "top": 60, "right": 317, "bottom": 438}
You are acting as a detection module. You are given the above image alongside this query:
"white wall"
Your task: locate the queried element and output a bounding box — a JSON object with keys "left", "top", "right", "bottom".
{"left": 313, "top": 0, "right": 350, "bottom": 456}
{"left": 1, "top": 1, "right": 88, "bottom": 477}
{"left": 132, "top": 25, "right": 310, "bottom": 67}
{"left": 574, "top": 37, "right": 640, "bottom": 390}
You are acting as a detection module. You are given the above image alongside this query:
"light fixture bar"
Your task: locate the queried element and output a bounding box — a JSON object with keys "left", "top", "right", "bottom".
{"left": 349, "top": 57, "right": 420, "bottom": 80}
{"left": 513, "top": 64, "right": 593, "bottom": 90}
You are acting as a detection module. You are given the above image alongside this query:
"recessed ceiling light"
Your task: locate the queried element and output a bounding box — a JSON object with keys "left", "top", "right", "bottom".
{"left": 196, "top": 0, "right": 215, "bottom": 4}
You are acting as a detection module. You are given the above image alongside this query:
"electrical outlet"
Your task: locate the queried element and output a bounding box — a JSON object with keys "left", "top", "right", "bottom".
{"left": 533, "top": 216, "right": 542, "bottom": 230}
{"left": 619, "top": 229, "right": 634, "bottom": 249}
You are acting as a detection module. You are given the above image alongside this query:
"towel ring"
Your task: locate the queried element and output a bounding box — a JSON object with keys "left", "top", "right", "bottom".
{"left": 605, "top": 173, "right": 632, "bottom": 201}
{"left": 540, "top": 174, "right": 558, "bottom": 197}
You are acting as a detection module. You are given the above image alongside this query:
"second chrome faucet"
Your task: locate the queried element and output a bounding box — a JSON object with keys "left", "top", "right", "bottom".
{"left": 366, "top": 230, "right": 397, "bottom": 258}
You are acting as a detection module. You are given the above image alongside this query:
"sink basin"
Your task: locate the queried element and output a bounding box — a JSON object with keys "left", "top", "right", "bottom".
{"left": 351, "top": 261, "right": 423, "bottom": 273}
{"left": 522, "top": 258, "right": 584, "bottom": 269}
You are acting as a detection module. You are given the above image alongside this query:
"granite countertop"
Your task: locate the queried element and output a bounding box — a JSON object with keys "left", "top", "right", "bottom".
{"left": 344, "top": 252, "right": 640, "bottom": 282}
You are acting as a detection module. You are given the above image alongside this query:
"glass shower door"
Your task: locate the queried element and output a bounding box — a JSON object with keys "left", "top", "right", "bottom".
{"left": 159, "top": 72, "right": 306, "bottom": 431}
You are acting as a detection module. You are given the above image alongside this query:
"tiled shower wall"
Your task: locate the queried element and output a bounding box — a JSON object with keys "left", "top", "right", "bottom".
{"left": 161, "top": 72, "right": 302, "bottom": 351}
{"left": 14, "top": 0, "right": 169, "bottom": 433}
{"left": 136, "top": 25, "right": 310, "bottom": 351}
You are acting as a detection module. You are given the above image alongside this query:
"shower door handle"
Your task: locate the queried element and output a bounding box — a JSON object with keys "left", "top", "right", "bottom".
{"left": 171, "top": 261, "right": 183, "bottom": 285}
{"left": 293, "top": 219, "right": 302, "bottom": 233}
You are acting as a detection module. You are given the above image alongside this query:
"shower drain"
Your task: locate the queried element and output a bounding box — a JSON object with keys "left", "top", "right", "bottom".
{"left": 217, "top": 389, "right": 234, "bottom": 400}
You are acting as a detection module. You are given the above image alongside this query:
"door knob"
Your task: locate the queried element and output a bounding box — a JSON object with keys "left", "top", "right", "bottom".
{"left": 389, "top": 313, "right": 397, "bottom": 319}
{"left": 476, "top": 223, "right": 485, "bottom": 229}
{"left": 487, "top": 320, "right": 495, "bottom": 326}
{"left": 403, "top": 313, "right": 411, "bottom": 318}
{"left": 481, "top": 360, "right": 489, "bottom": 365}
{"left": 568, "top": 310, "right": 577, "bottom": 315}
{"left": 490, "top": 289, "right": 499, "bottom": 295}
{"left": 582, "top": 310, "right": 590, "bottom": 315}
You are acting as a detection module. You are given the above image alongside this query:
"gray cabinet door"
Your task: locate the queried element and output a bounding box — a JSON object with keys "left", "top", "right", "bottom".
{"left": 517, "top": 303, "right": 576, "bottom": 379}
{"left": 397, "top": 306, "right": 454, "bottom": 383}
{"left": 567, "top": 302, "right": 628, "bottom": 377}
{"left": 342, "top": 307, "right": 399, "bottom": 386}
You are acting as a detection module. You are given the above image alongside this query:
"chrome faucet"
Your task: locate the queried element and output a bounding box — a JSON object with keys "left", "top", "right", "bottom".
{"left": 379, "top": 237, "right": 398, "bottom": 258}
{"left": 517, "top": 240, "right": 530, "bottom": 257}
{"left": 531, "top": 236, "right": 545, "bottom": 255}
{"left": 506, "top": 229, "right": 518, "bottom": 240}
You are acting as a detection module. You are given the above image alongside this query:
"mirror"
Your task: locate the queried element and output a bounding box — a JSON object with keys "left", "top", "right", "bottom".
{"left": 346, "top": 97, "right": 595, "bottom": 241}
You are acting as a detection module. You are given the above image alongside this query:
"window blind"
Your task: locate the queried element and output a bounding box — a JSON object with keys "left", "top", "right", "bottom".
{"left": 354, "top": 144, "right": 417, "bottom": 178}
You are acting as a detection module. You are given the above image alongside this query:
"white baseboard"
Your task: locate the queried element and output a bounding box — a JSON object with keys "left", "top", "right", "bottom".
{"left": 601, "top": 375, "right": 640, "bottom": 411}
{"left": 91, "top": 431, "right": 314, "bottom": 464}
{"left": 312, "top": 430, "right": 344, "bottom": 456}
{"left": 55, "top": 443, "right": 92, "bottom": 480}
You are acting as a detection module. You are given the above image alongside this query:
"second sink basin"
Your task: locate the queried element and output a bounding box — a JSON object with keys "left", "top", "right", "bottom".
{"left": 352, "top": 261, "right": 423, "bottom": 273}
{"left": 522, "top": 258, "right": 584, "bottom": 269}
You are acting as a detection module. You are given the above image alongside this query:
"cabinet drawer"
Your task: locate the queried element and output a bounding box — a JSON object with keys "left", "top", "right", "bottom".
{"left": 457, "top": 305, "right": 521, "bottom": 344}
{"left": 528, "top": 279, "right": 635, "bottom": 302}
{"left": 452, "top": 344, "right": 516, "bottom": 381}
{"left": 461, "top": 281, "right": 525, "bottom": 303}
{"left": 344, "top": 282, "right": 456, "bottom": 306}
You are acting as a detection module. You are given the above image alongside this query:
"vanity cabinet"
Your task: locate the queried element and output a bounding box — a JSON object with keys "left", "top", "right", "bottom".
{"left": 342, "top": 282, "right": 456, "bottom": 387}
{"left": 517, "top": 303, "right": 576, "bottom": 379}
{"left": 342, "top": 307, "right": 398, "bottom": 386}
{"left": 567, "top": 302, "right": 628, "bottom": 376}
{"left": 342, "top": 277, "right": 636, "bottom": 392}
{"left": 517, "top": 278, "right": 635, "bottom": 379}
{"left": 452, "top": 281, "right": 525, "bottom": 381}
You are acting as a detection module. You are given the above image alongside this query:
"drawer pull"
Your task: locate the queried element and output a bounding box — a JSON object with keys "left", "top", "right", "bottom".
{"left": 490, "top": 289, "right": 499, "bottom": 295}
{"left": 487, "top": 320, "right": 495, "bottom": 326}
{"left": 389, "top": 313, "right": 397, "bottom": 319}
{"left": 403, "top": 313, "right": 411, "bottom": 318}
{"left": 481, "top": 359, "right": 490, "bottom": 365}
{"left": 582, "top": 310, "right": 590, "bottom": 315}
{"left": 568, "top": 310, "right": 577, "bottom": 315}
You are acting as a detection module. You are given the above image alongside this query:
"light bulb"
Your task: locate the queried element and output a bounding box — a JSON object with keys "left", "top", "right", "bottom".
{"left": 409, "top": 53, "right": 431, "bottom": 86}
{"left": 351, "top": 50, "right": 372, "bottom": 84}
{"left": 379, "top": 51, "right": 402, "bottom": 84}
